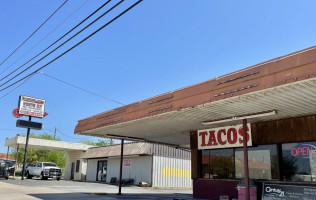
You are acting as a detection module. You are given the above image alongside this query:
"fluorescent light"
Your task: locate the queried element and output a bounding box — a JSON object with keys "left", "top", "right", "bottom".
{"left": 202, "top": 110, "right": 277, "bottom": 125}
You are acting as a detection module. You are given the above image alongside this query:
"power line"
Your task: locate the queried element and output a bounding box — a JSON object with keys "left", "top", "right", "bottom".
{"left": 39, "top": 72, "right": 125, "bottom": 105}
{"left": 0, "top": 0, "right": 123, "bottom": 86}
{"left": 0, "top": 73, "right": 34, "bottom": 100}
{"left": 0, "top": 0, "right": 69, "bottom": 66}
{"left": 56, "top": 128, "right": 82, "bottom": 140}
{"left": 0, "top": 0, "right": 90, "bottom": 76}
{"left": 0, "top": 0, "right": 143, "bottom": 92}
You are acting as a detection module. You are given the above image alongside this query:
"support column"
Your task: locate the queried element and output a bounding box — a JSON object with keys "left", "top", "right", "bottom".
{"left": 14, "top": 144, "right": 19, "bottom": 178}
{"left": 243, "top": 119, "right": 250, "bottom": 200}
{"left": 118, "top": 139, "right": 124, "bottom": 195}
{"left": 6, "top": 143, "right": 10, "bottom": 173}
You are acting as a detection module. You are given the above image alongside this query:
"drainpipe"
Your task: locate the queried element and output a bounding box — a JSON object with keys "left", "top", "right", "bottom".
{"left": 118, "top": 139, "right": 124, "bottom": 195}
{"left": 243, "top": 119, "right": 250, "bottom": 200}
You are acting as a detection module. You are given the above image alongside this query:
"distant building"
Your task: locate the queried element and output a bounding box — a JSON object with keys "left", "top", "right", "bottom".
{"left": 5, "top": 136, "right": 192, "bottom": 188}
{"left": 81, "top": 142, "right": 191, "bottom": 188}
{"left": 0, "top": 153, "right": 13, "bottom": 160}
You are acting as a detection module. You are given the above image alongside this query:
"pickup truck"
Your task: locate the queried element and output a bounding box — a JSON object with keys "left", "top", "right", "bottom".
{"left": 26, "top": 162, "right": 62, "bottom": 180}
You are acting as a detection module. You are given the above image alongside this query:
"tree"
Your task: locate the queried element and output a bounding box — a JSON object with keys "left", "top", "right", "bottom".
{"left": 79, "top": 138, "right": 95, "bottom": 146}
{"left": 95, "top": 139, "right": 110, "bottom": 146}
{"left": 79, "top": 138, "right": 110, "bottom": 147}
{"left": 11, "top": 133, "right": 66, "bottom": 168}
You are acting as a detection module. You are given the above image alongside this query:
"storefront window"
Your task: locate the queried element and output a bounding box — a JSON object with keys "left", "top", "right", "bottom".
{"left": 201, "top": 149, "right": 234, "bottom": 179}
{"left": 282, "top": 142, "right": 316, "bottom": 182}
{"left": 235, "top": 145, "right": 279, "bottom": 180}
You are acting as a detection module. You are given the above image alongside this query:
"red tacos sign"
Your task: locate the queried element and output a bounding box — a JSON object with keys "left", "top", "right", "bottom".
{"left": 198, "top": 124, "right": 252, "bottom": 150}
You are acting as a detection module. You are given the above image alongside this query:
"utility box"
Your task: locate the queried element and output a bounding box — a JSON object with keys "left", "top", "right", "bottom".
{"left": 237, "top": 179, "right": 257, "bottom": 200}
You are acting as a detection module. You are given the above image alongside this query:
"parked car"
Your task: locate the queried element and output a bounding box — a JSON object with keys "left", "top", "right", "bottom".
{"left": 0, "top": 160, "right": 8, "bottom": 180}
{"left": 26, "top": 162, "right": 62, "bottom": 181}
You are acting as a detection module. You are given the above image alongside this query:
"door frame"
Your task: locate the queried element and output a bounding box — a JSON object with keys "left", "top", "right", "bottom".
{"left": 96, "top": 160, "right": 107, "bottom": 182}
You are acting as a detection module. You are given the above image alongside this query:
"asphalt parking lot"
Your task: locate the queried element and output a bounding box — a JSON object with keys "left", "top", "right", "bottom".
{"left": 0, "top": 177, "right": 204, "bottom": 200}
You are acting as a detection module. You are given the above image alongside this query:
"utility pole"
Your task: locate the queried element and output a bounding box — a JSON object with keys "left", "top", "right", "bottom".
{"left": 54, "top": 127, "right": 56, "bottom": 140}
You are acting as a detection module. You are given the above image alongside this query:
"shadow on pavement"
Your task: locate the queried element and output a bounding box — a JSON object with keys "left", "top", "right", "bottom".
{"left": 29, "top": 192, "right": 201, "bottom": 200}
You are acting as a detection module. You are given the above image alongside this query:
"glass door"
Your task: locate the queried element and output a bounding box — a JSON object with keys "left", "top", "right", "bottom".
{"left": 97, "top": 160, "right": 107, "bottom": 182}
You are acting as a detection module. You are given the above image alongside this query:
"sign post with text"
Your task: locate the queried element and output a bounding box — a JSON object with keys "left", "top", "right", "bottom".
{"left": 16, "top": 95, "right": 46, "bottom": 180}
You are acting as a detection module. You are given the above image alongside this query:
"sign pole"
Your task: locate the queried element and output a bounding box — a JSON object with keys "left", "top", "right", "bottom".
{"left": 21, "top": 116, "right": 31, "bottom": 180}
{"left": 243, "top": 119, "right": 250, "bottom": 200}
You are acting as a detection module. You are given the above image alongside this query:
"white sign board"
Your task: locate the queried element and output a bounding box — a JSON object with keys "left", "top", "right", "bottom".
{"left": 198, "top": 124, "right": 252, "bottom": 150}
{"left": 310, "top": 150, "right": 316, "bottom": 181}
{"left": 18, "top": 95, "right": 46, "bottom": 118}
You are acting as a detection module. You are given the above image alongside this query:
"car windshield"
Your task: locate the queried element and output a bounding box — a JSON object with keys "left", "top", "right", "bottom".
{"left": 43, "top": 163, "right": 57, "bottom": 167}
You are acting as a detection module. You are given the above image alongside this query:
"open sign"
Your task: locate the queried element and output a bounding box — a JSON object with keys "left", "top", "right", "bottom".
{"left": 198, "top": 124, "right": 252, "bottom": 150}
{"left": 291, "top": 144, "right": 316, "bottom": 158}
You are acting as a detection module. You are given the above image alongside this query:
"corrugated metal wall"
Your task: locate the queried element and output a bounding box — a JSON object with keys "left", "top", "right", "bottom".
{"left": 107, "top": 156, "right": 152, "bottom": 185}
{"left": 86, "top": 159, "right": 98, "bottom": 182}
{"left": 152, "top": 155, "right": 192, "bottom": 188}
{"left": 86, "top": 156, "right": 152, "bottom": 184}
{"left": 152, "top": 144, "right": 191, "bottom": 159}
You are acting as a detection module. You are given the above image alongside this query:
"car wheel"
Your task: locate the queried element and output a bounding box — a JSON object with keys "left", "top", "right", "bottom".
{"left": 57, "top": 177, "right": 60, "bottom": 181}
{"left": 40, "top": 172, "right": 45, "bottom": 180}
{"left": 26, "top": 171, "right": 32, "bottom": 179}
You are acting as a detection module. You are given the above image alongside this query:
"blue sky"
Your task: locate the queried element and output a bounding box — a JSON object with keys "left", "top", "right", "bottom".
{"left": 1, "top": 0, "right": 316, "bottom": 153}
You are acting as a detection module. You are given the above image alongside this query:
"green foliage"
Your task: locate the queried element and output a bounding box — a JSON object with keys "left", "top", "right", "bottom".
{"left": 79, "top": 138, "right": 95, "bottom": 146}
{"left": 10, "top": 133, "right": 66, "bottom": 168}
{"left": 95, "top": 139, "right": 110, "bottom": 146}
{"left": 80, "top": 138, "right": 110, "bottom": 147}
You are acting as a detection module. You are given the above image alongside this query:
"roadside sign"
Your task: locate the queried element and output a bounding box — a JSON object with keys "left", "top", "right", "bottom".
{"left": 16, "top": 119, "right": 42, "bottom": 130}
{"left": 12, "top": 108, "right": 23, "bottom": 118}
{"left": 18, "top": 95, "right": 46, "bottom": 118}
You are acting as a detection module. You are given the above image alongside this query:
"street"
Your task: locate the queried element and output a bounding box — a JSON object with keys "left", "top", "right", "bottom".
{"left": 0, "top": 178, "right": 202, "bottom": 200}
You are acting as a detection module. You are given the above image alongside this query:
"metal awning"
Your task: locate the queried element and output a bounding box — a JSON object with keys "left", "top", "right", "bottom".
{"left": 75, "top": 77, "right": 316, "bottom": 148}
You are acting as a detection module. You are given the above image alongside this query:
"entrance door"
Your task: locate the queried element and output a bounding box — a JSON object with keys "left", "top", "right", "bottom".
{"left": 70, "top": 162, "right": 75, "bottom": 180}
{"left": 97, "top": 160, "right": 107, "bottom": 182}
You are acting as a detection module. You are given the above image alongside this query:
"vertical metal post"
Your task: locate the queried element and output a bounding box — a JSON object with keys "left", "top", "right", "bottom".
{"left": 118, "top": 139, "right": 124, "bottom": 195}
{"left": 6, "top": 143, "right": 10, "bottom": 173}
{"left": 14, "top": 144, "right": 19, "bottom": 178}
{"left": 21, "top": 116, "right": 32, "bottom": 180}
{"left": 243, "top": 119, "right": 250, "bottom": 200}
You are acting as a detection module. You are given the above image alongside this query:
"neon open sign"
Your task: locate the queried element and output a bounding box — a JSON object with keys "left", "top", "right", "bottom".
{"left": 291, "top": 144, "right": 316, "bottom": 158}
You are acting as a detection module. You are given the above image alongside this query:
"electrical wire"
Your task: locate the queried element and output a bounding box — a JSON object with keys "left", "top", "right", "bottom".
{"left": 0, "top": 0, "right": 90, "bottom": 76}
{"left": 56, "top": 128, "right": 83, "bottom": 140}
{"left": 0, "top": 0, "right": 114, "bottom": 83}
{"left": 39, "top": 72, "right": 125, "bottom": 105}
{"left": 0, "top": 73, "right": 34, "bottom": 100}
{"left": 0, "top": 0, "right": 143, "bottom": 92}
{"left": 0, "top": 0, "right": 69, "bottom": 66}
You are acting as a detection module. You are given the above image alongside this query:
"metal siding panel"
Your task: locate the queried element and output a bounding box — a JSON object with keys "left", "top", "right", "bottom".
{"left": 152, "top": 155, "right": 192, "bottom": 188}
{"left": 86, "top": 159, "right": 98, "bottom": 181}
{"left": 106, "top": 156, "right": 152, "bottom": 185}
